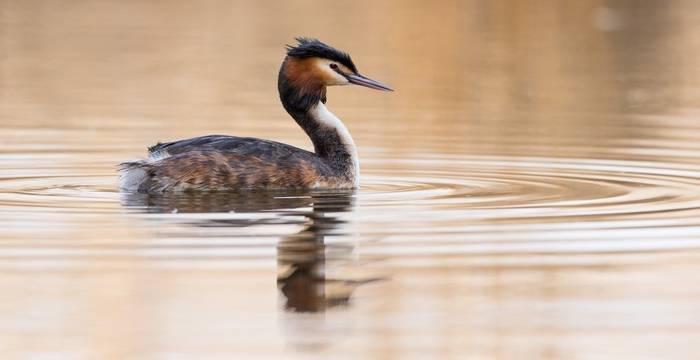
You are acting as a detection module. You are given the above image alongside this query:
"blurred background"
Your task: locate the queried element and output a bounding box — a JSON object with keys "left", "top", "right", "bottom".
{"left": 3, "top": 0, "right": 700, "bottom": 359}
{"left": 4, "top": 0, "right": 700, "bottom": 159}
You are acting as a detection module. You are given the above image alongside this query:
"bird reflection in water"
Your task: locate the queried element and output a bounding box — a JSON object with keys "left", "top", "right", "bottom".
{"left": 121, "top": 190, "right": 379, "bottom": 313}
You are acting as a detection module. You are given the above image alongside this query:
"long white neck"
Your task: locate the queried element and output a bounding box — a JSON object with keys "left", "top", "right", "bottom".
{"left": 308, "top": 102, "right": 360, "bottom": 187}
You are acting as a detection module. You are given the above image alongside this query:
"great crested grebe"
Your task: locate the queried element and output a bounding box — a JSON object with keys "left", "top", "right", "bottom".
{"left": 119, "top": 38, "right": 392, "bottom": 193}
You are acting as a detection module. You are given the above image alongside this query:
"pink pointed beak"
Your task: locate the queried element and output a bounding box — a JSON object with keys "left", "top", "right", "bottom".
{"left": 345, "top": 73, "right": 393, "bottom": 91}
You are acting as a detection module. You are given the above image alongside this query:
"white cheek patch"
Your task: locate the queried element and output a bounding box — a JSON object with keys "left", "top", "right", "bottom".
{"left": 313, "top": 58, "right": 350, "bottom": 86}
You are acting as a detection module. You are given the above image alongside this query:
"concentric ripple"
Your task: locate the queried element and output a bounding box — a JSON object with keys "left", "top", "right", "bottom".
{"left": 361, "top": 155, "right": 700, "bottom": 222}
{"left": 2, "top": 154, "right": 700, "bottom": 261}
{"left": 1, "top": 155, "right": 699, "bottom": 222}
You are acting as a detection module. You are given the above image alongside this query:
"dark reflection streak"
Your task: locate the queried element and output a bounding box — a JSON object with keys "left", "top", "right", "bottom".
{"left": 121, "top": 190, "right": 318, "bottom": 214}
{"left": 276, "top": 196, "right": 382, "bottom": 312}
{"left": 121, "top": 190, "right": 379, "bottom": 313}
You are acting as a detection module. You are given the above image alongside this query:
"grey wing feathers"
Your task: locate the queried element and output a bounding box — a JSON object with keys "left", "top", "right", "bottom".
{"left": 147, "top": 135, "right": 307, "bottom": 157}
{"left": 148, "top": 135, "right": 235, "bottom": 156}
{"left": 119, "top": 135, "right": 327, "bottom": 193}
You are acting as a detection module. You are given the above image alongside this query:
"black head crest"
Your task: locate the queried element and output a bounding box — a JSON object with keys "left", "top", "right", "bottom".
{"left": 286, "top": 37, "right": 358, "bottom": 73}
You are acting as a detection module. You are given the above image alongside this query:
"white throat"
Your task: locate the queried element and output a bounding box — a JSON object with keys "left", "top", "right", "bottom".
{"left": 309, "top": 102, "right": 360, "bottom": 187}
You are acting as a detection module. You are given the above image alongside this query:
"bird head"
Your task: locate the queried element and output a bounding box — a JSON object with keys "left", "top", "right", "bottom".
{"left": 282, "top": 37, "right": 393, "bottom": 93}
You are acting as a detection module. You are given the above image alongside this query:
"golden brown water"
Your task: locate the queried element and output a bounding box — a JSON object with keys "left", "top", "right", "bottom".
{"left": 3, "top": 0, "right": 700, "bottom": 358}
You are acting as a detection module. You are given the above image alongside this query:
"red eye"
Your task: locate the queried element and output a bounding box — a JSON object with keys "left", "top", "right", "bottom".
{"left": 330, "top": 63, "right": 338, "bottom": 70}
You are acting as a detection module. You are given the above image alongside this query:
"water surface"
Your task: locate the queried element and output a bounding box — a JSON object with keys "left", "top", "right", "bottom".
{"left": 3, "top": 1, "right": 700, "bottom": 359}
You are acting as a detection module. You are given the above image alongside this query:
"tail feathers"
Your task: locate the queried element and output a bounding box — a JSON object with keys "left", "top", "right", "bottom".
{"left": 118, "top": 161, "right": 151, "bottom": 192}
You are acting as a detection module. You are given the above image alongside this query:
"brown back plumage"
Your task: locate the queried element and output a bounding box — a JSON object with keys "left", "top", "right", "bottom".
{"left": 119, "top": 136, "right": 353, "bottom": 193}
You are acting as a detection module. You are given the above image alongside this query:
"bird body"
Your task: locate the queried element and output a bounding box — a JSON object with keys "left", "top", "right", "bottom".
{"left": 119, "top": 38, "right": 391, "bottom": 193}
